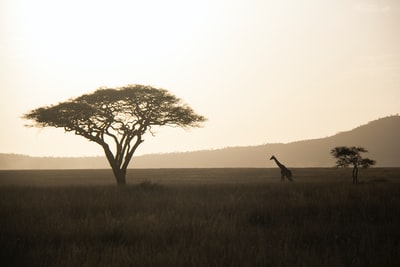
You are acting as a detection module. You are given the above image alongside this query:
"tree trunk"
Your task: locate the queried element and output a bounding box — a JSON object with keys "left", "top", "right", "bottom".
{"left": 352, "top": 166, "right": 358, "bottom": 184}
{"left": 113, "top": 168, "right": 127, "bottom": 186}
{"left": 102, "top": 144, "right": 127, "bottom": 186}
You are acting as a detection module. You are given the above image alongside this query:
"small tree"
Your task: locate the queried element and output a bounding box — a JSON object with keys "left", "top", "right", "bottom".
{"left": 23, "top": 85, "right": 206, "bottom": 185}
{"left": 330, "top": 146, "right": 376, "bottom": 184}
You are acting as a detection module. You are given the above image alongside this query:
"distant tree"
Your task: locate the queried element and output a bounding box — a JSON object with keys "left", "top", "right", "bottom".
{"left": 330, "top": 146, "right": 376, "bottom": 184}
{"left": 23, "top": 85, "right": 206, "bottom": 185}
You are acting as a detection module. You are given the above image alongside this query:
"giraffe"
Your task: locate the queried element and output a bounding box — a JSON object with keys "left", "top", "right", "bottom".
{"left": 269, "top": 155, "right": 293, "bottom": 182}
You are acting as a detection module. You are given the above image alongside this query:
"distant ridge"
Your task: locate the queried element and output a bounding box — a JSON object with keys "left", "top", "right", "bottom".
{"left": 1, "top": 115, "right": 399, "bottom": 169}
{"left": 0, "top": 154, "right": 108, "bottom": 170}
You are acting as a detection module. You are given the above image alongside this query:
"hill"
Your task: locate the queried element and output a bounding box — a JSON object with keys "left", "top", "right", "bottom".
{"left": 133, "top": 115, "right": 400, "bottom": 168}
{"left": 1, "top": 115, "right": 399, "bottom": 169}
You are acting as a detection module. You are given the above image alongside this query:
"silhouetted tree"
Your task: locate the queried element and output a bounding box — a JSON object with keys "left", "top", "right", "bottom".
{"left": 23, "top": 85, "right": 206, "bottom": 185}
{"left": 330, "top": 146, "right": 376, "bottom": 184}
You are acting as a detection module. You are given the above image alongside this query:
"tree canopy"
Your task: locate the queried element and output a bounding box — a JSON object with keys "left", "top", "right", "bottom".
{"left": 23, "top": 85, "right": 206, "bottom": 185}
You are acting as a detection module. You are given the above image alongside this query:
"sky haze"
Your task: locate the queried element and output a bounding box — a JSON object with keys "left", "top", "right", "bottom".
{"left": 1, "top": 0, "right": 399, "bottom": 157}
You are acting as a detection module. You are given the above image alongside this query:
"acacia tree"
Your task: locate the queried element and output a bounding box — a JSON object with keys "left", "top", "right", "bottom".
{"left": 23, "top": 85, "right": 206, "bottom": 185}
{"left": 330, "top": 146, "right": 376, "bottom": 184}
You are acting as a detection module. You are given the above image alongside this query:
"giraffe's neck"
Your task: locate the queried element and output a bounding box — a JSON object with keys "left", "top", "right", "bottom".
{"left": 273, "top": 157, "right": 284, "bottom": 168}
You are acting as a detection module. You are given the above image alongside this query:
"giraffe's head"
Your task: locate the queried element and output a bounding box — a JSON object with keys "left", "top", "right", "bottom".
{"left": 270, "top": 155, "right": 275, "bottom": 160}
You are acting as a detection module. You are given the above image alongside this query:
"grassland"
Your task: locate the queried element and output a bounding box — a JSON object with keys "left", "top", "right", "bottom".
{"left": 0, "top": 168, "right": 399, "bottom": 267}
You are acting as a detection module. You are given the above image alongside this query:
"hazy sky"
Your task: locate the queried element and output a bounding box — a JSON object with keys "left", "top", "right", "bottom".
{"left": 1, "top": 0, "right": 399, "bottom": 157}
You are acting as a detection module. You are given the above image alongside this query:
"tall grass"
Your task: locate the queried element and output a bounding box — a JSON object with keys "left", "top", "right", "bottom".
{"left": 0, "top": 169, "right": 399, "bottom": 266}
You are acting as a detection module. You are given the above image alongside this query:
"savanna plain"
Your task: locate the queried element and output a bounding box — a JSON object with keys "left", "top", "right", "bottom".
{"left": 0, "top": 168, "right": 399, "bottom": 267}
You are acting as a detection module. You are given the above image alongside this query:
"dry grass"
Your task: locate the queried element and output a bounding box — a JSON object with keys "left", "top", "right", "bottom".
{"left": 0, "top": 168, "right": 399, "bottom": 266}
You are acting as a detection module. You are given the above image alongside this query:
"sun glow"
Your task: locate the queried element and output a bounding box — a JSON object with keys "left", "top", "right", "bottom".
{"left": 10, "top": 0, "right": 211, "bottom": 74}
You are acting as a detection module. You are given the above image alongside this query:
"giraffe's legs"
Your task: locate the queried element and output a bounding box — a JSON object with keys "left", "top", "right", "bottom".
{"left": 281, "top": 174, "right": 284, "bottom": 182}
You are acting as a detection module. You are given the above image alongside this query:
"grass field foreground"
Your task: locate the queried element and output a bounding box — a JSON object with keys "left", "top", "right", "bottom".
{"left": 0, "top": 168, "right": 399, "bottom": 266}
